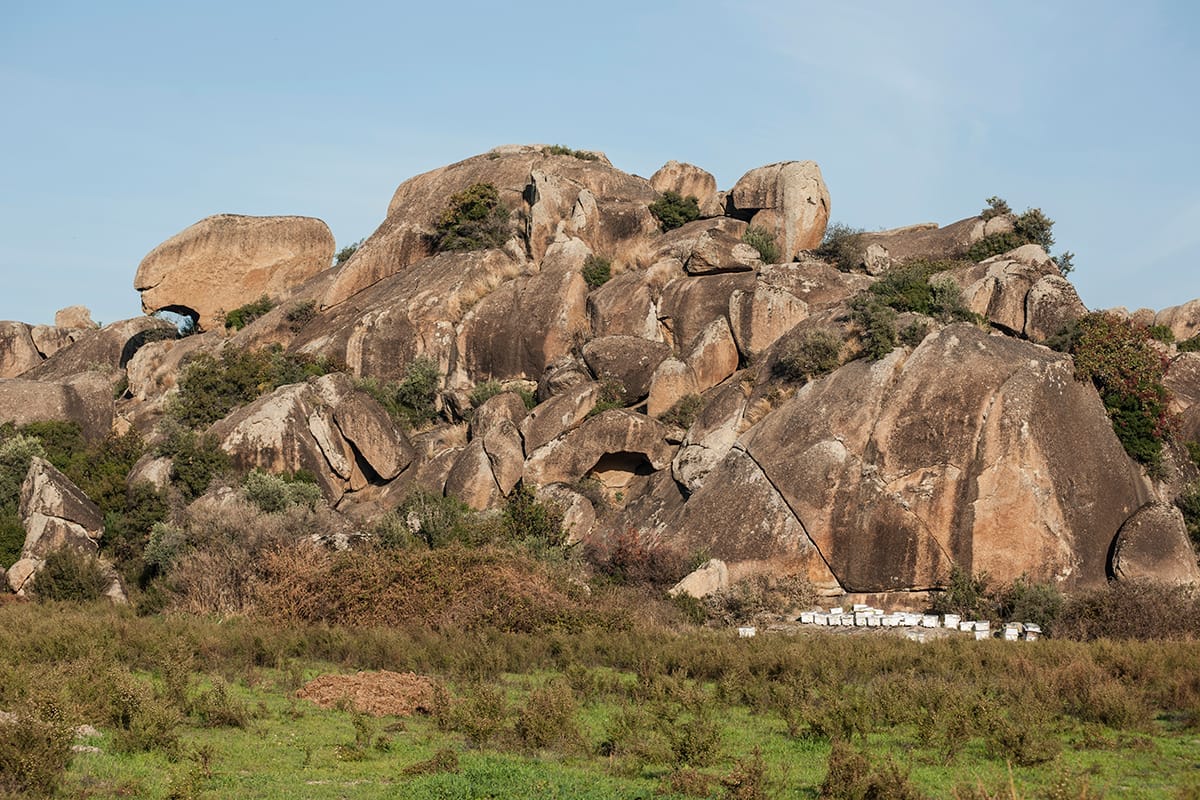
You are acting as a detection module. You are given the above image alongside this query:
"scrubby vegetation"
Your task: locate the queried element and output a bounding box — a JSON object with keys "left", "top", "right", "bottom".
{"left": 222, "top": 295, "right": 275, "bottom": 331}
{"left": 741, "top": 225, "right": 779, "bottom": 263}
{"left": 356, "top": 356, "right": 442, "bottom": 430}
{"left": 285, "top": 299, "right": 318, "bottom": 330}
{"left": 968, "top": 197, "right": 1074, "bottom": 273}
{"left": 544, "top": 144, "right": 600, "bottom": 161}
{"left": 774, "top": 329, "right": 842, "bottom": 382}
{"left": 581, "top": 254, "right": 612, "bottom": 288}
{"left": 649, "top": 190, "right": 701, "bottom": 232}
{"left": 660, "top": 394, "right": 705, "bottom": 429}
{"left": 813, "top": 221, "right": 865, "bottom": 271}
{"left": 169, "top": 346, "right": 335, "bottom": 429}
{"left": 333, "top": 238, "right": 364, "bottom": 266}
{"left": 1055, "top": 313, "right": 1175, "bottom": 469}
{"left": 433, "top": 182, "right": 513, "bottom": 252}
{"left": 28, "top": 548, "right": 110, "bottom": 602}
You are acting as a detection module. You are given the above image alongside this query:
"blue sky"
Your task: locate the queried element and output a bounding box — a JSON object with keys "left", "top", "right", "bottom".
{"left": 1, "top": 1, "right": 1197, "bottom": 326}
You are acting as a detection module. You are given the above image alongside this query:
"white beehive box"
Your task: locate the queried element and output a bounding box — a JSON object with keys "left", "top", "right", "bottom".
{"left": 1023, "top": 623, "right": 1041, "bottom": 641}
{"left": 921, "top": 615, "right": 939, "bottom": 628}
{"left": 958, "top": 620, "right": 975, "bottom": 632}
{"left": 943, "top": 613, "right": 961, "bottom": 628}
{"left": 1003, "top": 623, "right": 1021, "bottom": 641}
{"left": 830, "top": 606, "right": 844, "bottom": 615}
{"left": 737, "top": 626, "right": 757, "bottom": 638}
{"left": 799, "top": 611, "right": 814, "bottom": 624}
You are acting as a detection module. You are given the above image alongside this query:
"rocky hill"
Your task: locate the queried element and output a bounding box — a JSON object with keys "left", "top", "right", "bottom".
{"left": 3, "top": 143, "right": 1199, "bottom": 602}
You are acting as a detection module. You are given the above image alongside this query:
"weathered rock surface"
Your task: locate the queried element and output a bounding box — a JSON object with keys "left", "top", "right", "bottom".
{"left": 653, "top": 219, "right": 759, "bottom": 275}
{"left": 524, "top": 409, "right": 674, "bottom": 488}
{"left": 659, "top": 273, "right": 757, "bottom": 352}
{"left": 54, "top": 305, "right": 96, "bottom": 329}
{"left": 520, "top": 382, "right": 602, "bottom": 454}
{"left": 728, "top": 162, "right": 830, "bottom": 260}
{"left": 729, "top": 283, "right": 810, "bottom": 360}
{"left": 536, "top": 483, "right": 597, "bottom": 545}
{"left": 0, "top": 322, "right": 42, "bottom": 378}
{"left": 0, "top": 374, "right": 114, "bottom": 440}
{"left": 208, "top": 374, "right": 412, "bottom": 504}
{"left": 671, "top": 381, "right": 750, "bottom": 494}
{"left": 30, "top": 325, "right": 84, "bottom": 360}
{"left": 136, "top": 215, "right": 334, "bottom": 331}
{"left": 718, "top": 325, "right": 1150, "bottom": 592}
{"left": 849, "top": 215, "right": 1011, "bottom": 269}
{"left": 23, "top": 317, "right": 177, "bottom": 384}
{"left": 1025, "top": 274, "right": 1089, "bottom": 342}
{"left": 469, "top": 392, "right": 530, "bottom": 440}
{"left": 1155, "top": 299, "right": 1200, "bottom": 343}
{"left": 19, "top": 457, "right": 104, "bottom": 558}
{"left": 669, "top": 558, "right": 729, "bottom": 599}
{"left": 444, "top": 439, "right": 502, "bottom": 510}
{"left": 1111, "top": 502, "right": 1200, "bottom": 585}
{"left": 649, "top": 161, "right": 721, "bottom": 217}
{"left": 582, "top": 337, "right": 672, "bottom": 402}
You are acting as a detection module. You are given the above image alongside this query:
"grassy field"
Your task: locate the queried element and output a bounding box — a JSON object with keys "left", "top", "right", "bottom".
{"left": 2, "top": 601, "right": 1199, "bottom": 799}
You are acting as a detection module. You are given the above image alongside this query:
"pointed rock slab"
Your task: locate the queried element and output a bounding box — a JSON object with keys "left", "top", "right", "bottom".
{"left": 0, "top": 374, "right": 114, "bottom": 441}
{"left": 729, "top": 161, "right": 830, "bottom": 259}
{"left": 456, "top": 267, "right": 589, "bottom": 382}
{"left": 520, "top": 382, "right": 602, "bottom": 454}
{"left": 649, "top": 161, "right": 721, "bottom": 217}
{"left": 1025, "top": 274, "right": 1088, "bottom": 343}
{"left": 669, "top": 559, "right": 729, "bottom": 599}
{"left": 646, "top": 358, "right": 699, "bottom": 419}
{"left": 672, "top": 381, "right": 750, "bottom": 494}
{"left": 54, "top": 306, "right": 96, "bottom": 329}
{"left": 294, "top": 249, "right": 523, "bottom": 382}
{"left": 444, "top": 439, "right": 502, "bottom": 510}
{"left": 951, "top": 246, "right": 1062, "bottom": 336}
{"left": 729, "top": 283, "right": 810, "bottom": 360}
{"left": 657, "top": 448, "right": 841, "bottom": 592}
{"left": 19, "top": 457, "right": 104, "bottom": 559}
{"left": 523, "top": 409, "right": 674, "bottom": 488}
{"left": 1111, "top": 502, "right": 1200, "bottom": 585}
{"left": 483, "top": 422, "right": 525, "bottom": 496}
{"left": 136, "top": 214, "right": 334, "bottom": 331}
{"left": 208, "top": 375, "right": 412, "bottom": 504}
{"left": 6, "top": 558, "right": 38, "bottom": 594}
{"left": 742, "top": 324, "right": 1151, "bottom": 592}
{"left": 581, "top": 337, "right": 672, "bottom": 403}
{"left": 685, "top": 318, "right": 739, "bottom": 394}
{"left": 586, "top": 269, "right": 666, "bottom": 341}
{"left": 30, "top": 325, "right": 85, "bottom": 360}
{"left": 651, "top": 218, "right": 758, "bottom": 275}
{"left": 469, "top": 392, "right": 531, "bottom": 440}
{"left": 0, "top": 322, "right": 43, "bottom": 378}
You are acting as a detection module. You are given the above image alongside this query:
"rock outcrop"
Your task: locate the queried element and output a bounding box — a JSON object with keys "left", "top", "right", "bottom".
{"left": 728, "top": 162, "right": 831, "bottom": 260}
{"left": 135, "top": 214, "right": 335, "bottom": 330}
{"left": 1110, "top": 502, "right": 1200, "bottom": 585}
{"left": 0, "top": 374, "right": 114, "bottom": 440}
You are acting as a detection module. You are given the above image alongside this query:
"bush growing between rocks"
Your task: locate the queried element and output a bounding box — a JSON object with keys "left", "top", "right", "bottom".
{"left": 29, "top": 549, "right": 111, "bottom": 602}
{"left": 587, "top": 379, "right": 628, "bottom": 417}
{"left": 543, "top": 144, "right": 600, "bottom": 161}
{"left": 813, "top": 222, "right": 865, "bottom": 272}
{"left": 581, "top": 254, "right": 612, "bottom": 288}
{"left": 848, "top": 296, "right": 898, "bottom": 361}
{"left": 223, "top": 295, "right": 275, "bottom": 331}
{"left": 242, "top": 469, "right": 321, "bottom": 514}
{"left": 742, "top": 225, "right": 779, "bottom": 263}
{"left": 333, "top": 238, "right": 363, "bottom": 267}
{"left": 433, "top": 182, "right": 513, "bottom": 252}
{"left": 774, "top": 329, "right": 842, "bottom": 382}
{"left": 284, "top": 299, "right": 318, "bottom": 330}
{"left": 649, "top": 190, "right": 701, "bottom": 232}
{"left": 0, "top": 432, "right": 45, "bottom": 567}
{"left": 660, "top": 394, "right": 705, "bottom": 429}
{"left": 156, "top": 421, "right": 231, "bottom": 501}
{"left": 356, "top": 356, "right": 441, "bottom": 430}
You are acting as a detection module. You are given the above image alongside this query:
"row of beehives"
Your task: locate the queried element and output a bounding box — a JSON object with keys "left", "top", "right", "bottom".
{"left": 798, "top": 605, "right": 1042, "bottom": 641}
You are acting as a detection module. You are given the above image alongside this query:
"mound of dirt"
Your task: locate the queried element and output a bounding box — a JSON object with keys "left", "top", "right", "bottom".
{"left": 296, "top": 670, "right": 439, "bottom": 716}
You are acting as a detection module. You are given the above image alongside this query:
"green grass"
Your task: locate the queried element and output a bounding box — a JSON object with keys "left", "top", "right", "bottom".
{"left": 4, "top": 604, "right": 1200, "bottom": 799}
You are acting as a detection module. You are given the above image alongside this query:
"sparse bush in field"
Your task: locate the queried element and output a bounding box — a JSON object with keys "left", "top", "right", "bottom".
{"left": 188, "top": 677, "right": 251, "bottom": 728}
{"left": 223, "top": 296, "right": 275, "bottom": 331}
{"left": 333, "top": 238, "right": 363, "bottom": 267}
{"left": 985, "top": 699, "right": 1060, "bottom": 766}
{"left": 774, "top": 329, "right": 842, "bottom": 382}
{"left": 720, "top": 747, "right": 770, "bottom": 800}
{"left": 742, "top": 225, "right": 780, "bottom": 263}
{"left": 660, "top": 394, "right": 705, "bottom": 429}
{"left": 449, "top": 683, "right": 508, "bottom": 747}
{"left": 670, "top": 709, "right": 722, "bottom": 768}
{"left": 1069, "top": 312, "right": 1174, "bottom": 469}
{"left": 402, "top": 747, "right": 460, "bottom": 776}
{"left": 995, "top": 574, "right": 1063, "bottom": 633}
{"left": 821, "top": 740, "right": 925, "bottom": 800}
{"left": 242, "top": 469, "right": 322, "bottom": 514}
{"left": 0, "top": 708, "right": 73, "bottom": 797}
{"left": 813, "top": 222, "right": 865, "bottom": 272}
{"left": 469, "top": 379, "right": 504, "bottom": 408}
{"left": 355, "top": 356, "right": 441, "bottom": 429}
{"left": 705, "top": 574, "right": 818, "bottom": 625}
{"left": 285, "top": 300, "right": 318, "bottom": 330}
{"left": 109, "top": 672, "right": 182, "bottom": 756}
{"left": 587, "top": 527, "right": 691, "bottom": 588}
{"left": 581, "top": 254, "right": 612, "bottom": 288}
{"left": 433, "top": 182, "right": 513, "bottom": 252}
{"left": 515, "top": 680, "right": 582, "bottom": 752}
{"left": 392, "top": 489, "right": 476, "bottom": 549}
{"left": 1055, "top": 581, "right": 1200, "bottom": 641}
{"left": 930, "top": 565, "right": 995, "bottom": 621}
{"left": 29, "top": 549, "right": 110, "bottom": 602}
{"left": 649, "top": 190, "right": 701, "bottom": 231}
{"left": 544, "top": 144, "right": 600, "bottom": 161}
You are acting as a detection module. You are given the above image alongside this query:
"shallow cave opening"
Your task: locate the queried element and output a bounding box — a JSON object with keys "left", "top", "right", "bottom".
{"left": 585, "top": 451, "right": 655, "bottom": 506}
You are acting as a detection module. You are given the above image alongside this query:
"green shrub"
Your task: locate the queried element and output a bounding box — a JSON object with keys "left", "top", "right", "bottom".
{"left": 333, "top": 238, "right": 363, "bottom": 267}
{"left": 775, "top": 329, "right": 842, "bottom": 382}
{"left": 433, "top": 182, "right": 513, "bottom": 252}
{"left": 1013, "top": 207, "right": 1055, "bottom": 251}
{"left": 587, "top": 379, "right": 628, "bottom": 417}
{"left": 1146, "top": 323, "right": 1175, "bottom": 343}
{"left": 865, "top": 259, "right": 974, "bottom": 321}
{"left": 156, "top": 424, "right": 231, "bottom": 500}
{"left": 0, "top": 432, "right": 45, "bottom": 567}
{"left": 996, "top": 575, "right": 1063, "bottom": 633}
{"left": 393, "top": 490, "right": 476, "bottom": 549}
{"left": 188, "top": 677, "right": 251, "bottom": 728}
{"left": 581, "top": 254, "right": 612, "bottom": 288}
{"left": 813, "top": 222, "right": 865, "bottom": 271}
{"left": 1054, "top": 250, "right": 1075, "bottom": 275}
{"left": 544, "top": 144, "right": 600, "bottom": 161}
{"left": 930, "top": 565, "right": 994, "bottom": 621}
{"left": 144, "top": 521, "right": 188, "bottom": 574}
{"left": 1177, "top": 483, "right": 1200, "bottom": 549}
{"left": 899, "top": 319, "right": 930, "bottom": 348}
{"left": 285, "top": 300, "right": 318, "bottom": 330}
{"left": 649, "top": 190, "right": 701, "bottom": 231}
{"left": 966, "top": 231, "right": 1026, "bottom": 262}
{"left": 170, "top": 346, "right": 334, "bottom": 429}
{"left": 968, "top": 197, "right": 1068, "bottom": 268}
{"left": 742, "top": 225, "right": 779, "bottom": 263}
{"left": 1179, "top": 333, "right": 1200, "bottom": 353}
{"left": 849, "top": 296, "right": 898, "bottom": 361}
{"left": 223, "top": 296, "right": 275, "bottom": 331}
{"left": 1070, "top": 313, "right": 1173, "bottom": 469}
{"left": 503, "top": 484, "right": 565, "bottom": 549}
{"left": 0, "top": 709, "right": 73, "bottom": 797}
{"left": 669, "top": 710, "right": 722, "bottom": 768}
{"left": 30, "top": 549, "right": 111, "bottom": 602}
{"left": 660, "top": 394, "right": 705, "bottom": 429}
{"left": 515, "top": 680, "right": 582, "bottom": 751}
{"left": 980, "top": 196, "right": 1012, "bottom": 219}
{"left": 821, "top": 741, "right": 925, "bottom": 800}
{"left": 356, "top": 357, "right": 441, "bottom": 429}
{"left": 469, "top": 379, "right": 505, "bottom": 408}
{"left": 242, "top": 469, "right": 322, "bottom": 513}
